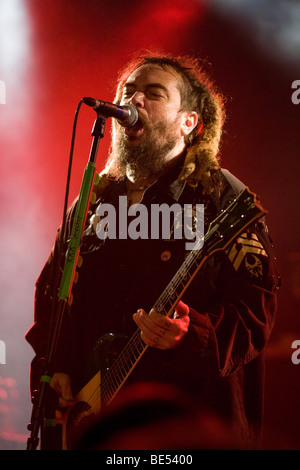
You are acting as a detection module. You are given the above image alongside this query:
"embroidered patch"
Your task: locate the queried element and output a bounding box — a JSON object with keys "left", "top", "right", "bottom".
{"left": 226, "top": 232, "right": 268, "bottom": 279}
{"left": 245, "top": 253, "right": 263, "bottom": 278}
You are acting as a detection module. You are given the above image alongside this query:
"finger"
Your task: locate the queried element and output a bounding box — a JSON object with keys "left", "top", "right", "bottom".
{"left": 132, "top": 308, "right": 189, "bottom": 349}
{"left": 148, "top": 309, "right": 186, "bottom": 338}
{"left": 134, "top": 309, "right": 169, "bottom": 336}
{"left": 50, "top": 373, "right": 74, "bottom": 405}
{"left": 133, "top": 310, "right": 166, "bottom": 348}
{"left": 61, "top": 385, "right": 73, "bottom": 402}
{"left": 173, "top": 300, "right": 190, "bottom": 319}
{"left": 58, "top": 396, "right": 75, "bottom": 408}
{"left": 149, "top": 306, "right": 190, "bottom": 348}
{"left": 148, "top": 309, "right": 169, "bottom": 326}
{"left": 133, "top": 309, "right": 154, "bottom": 335}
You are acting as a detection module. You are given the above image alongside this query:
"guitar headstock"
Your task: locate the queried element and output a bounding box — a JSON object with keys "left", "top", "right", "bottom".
{"left": 205, "top": 187, "right": 267, "bottom": 254}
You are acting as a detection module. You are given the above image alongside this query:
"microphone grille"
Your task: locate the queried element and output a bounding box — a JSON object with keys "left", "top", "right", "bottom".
{"left": 124, "top": 105, "right": 139, "bottom": 127}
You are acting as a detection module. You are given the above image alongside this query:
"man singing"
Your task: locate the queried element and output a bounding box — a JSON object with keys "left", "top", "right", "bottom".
{"left": 26, "top": 53, "right": 280, "bottom": 449}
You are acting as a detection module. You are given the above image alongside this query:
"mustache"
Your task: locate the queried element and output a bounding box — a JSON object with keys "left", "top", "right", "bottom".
{"left": 135, "top": 109, "right": 149, "bottom": 129}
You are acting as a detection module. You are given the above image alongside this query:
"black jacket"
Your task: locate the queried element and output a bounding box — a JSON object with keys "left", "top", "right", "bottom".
{"left": 26, "top": 163, "right": 280, "bottom": 448}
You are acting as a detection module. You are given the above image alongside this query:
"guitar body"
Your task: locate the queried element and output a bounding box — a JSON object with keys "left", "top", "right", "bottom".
{"left": 62, "top": 332, "right": 127, "bottom": 449}
{"left": 62, "top": 370, "right": 101, "bottom": 450}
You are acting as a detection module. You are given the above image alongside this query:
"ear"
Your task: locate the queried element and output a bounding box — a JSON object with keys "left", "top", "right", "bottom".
{"left": 181, "top": 111, "right": 198, "bottom": 137}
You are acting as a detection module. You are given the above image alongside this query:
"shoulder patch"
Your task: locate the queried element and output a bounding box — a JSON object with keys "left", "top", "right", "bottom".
{"left": 226, "top": 232, "right": 268, "bottom": 280}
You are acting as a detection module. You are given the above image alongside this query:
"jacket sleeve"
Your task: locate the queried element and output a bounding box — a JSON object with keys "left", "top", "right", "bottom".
{"left": 25, "top": 200, "right": 78, "bottom": 391}
{"left": 170, "top": 220, "right": 280, "bottom": 378}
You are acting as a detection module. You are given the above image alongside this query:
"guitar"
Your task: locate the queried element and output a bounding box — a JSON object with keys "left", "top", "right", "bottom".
{"left": 61, "top": 187, "right": 267, "bottom": 449}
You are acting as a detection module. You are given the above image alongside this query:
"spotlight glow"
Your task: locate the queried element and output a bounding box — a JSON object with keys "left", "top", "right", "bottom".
{"left": 0, "top": 0, "right": 31, "bottom": 82}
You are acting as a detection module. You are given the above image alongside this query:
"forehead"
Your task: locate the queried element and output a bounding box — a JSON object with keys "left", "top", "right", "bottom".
{"left": 124, "top": 64, "right": 182, "bottom": 93}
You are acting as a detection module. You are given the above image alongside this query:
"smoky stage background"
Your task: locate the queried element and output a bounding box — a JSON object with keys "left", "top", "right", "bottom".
{"left": 0, "top": 0, "right": 299, "bottom": 450}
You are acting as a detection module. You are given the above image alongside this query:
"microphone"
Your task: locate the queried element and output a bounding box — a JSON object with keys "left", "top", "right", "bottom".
{"left": 82, "top": 97, "right": 138, "bottom": 127}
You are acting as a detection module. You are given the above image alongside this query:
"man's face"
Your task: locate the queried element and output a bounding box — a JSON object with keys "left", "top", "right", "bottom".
{"left": 111, "top": 65, "right": 189, "bottom": 180}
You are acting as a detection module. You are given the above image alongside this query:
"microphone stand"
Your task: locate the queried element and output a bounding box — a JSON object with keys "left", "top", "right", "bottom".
{"left": 26, "top": 115, "right": 106, "bottom": 450}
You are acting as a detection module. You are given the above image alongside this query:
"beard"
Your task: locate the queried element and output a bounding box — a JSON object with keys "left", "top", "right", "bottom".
{"left": 108, "top": 116, "right": 181, "bottom": 181}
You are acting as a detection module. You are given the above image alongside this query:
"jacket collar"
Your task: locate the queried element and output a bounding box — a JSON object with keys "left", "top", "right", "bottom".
{"left": 144, "top": 157, "right": 187, "bottom": 203}
{"left": 102, "top": 153, "right": 188, "bottom": 205}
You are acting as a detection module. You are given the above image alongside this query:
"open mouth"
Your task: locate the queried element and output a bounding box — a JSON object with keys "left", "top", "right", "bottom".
{"left": 125, "top": 117, "right": 145, "bottom": 137}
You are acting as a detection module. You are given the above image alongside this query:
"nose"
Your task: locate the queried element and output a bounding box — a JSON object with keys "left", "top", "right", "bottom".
{"left": 129, "top": 91, "right": 145, "bottom": 108}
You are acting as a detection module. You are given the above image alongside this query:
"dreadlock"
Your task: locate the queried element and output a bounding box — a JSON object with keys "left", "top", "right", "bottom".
{"left": 101, "top": 52, "right": 226, "bottom": 195}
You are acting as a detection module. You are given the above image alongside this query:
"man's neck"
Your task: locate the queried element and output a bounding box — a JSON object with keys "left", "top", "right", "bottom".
{"left": 126, "top": 174, "right": 157, "bottom": 191}
{"left": 125, "top": 151, "right": 185, "bottom": 190}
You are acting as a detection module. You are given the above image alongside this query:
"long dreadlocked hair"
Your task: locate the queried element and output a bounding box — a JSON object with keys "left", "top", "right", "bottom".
{"left": 101, "top": 52, "right": 226, "bottom": 195}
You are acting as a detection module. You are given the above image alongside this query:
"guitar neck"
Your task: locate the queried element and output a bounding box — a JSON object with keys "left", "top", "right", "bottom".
{"left": 154, "top": 241, "right": 206, "bottom": 316}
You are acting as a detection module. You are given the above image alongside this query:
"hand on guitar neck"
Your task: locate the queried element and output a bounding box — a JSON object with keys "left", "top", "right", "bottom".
{"left": 49, "top": 300, "right": 190, "bottom": 423}
{"left": 133, "top": 300, "right": 190, "bottom": 350}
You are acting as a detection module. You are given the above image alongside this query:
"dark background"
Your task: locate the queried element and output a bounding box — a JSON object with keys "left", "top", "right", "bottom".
{"left": 0, "top": 0, "right": 299, "bottom": 449}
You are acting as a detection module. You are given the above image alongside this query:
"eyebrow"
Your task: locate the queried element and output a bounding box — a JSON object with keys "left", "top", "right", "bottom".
{"left": 123, "top": 82, "right": 170, "bottom": 95}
